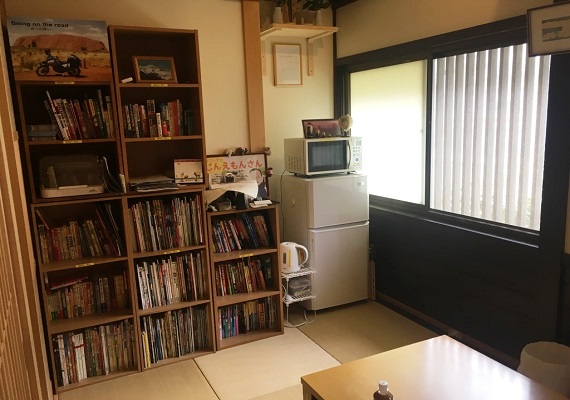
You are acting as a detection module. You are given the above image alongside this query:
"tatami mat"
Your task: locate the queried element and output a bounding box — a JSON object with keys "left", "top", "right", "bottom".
{"left": 58, "top": 358, "right": 217, "bottom": 400}
{"left": 195, "top": 327, "right": 340, "bottom": 400}
{"left": 295, "top": 300, "right": 437, "bottom": 363}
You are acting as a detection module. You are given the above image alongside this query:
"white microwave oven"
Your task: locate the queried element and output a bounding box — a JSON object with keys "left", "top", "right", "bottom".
{"left": 284, "top": 137, "right": 362, "bottom": 176}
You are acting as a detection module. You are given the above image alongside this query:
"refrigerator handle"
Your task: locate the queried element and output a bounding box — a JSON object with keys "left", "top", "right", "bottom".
{"left": 309, "top": 221, "right": 369, "bottom": 233}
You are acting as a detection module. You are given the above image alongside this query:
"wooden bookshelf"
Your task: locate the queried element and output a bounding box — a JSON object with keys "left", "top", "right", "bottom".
{"left": 108, "top": 25, "right": 214, "bottom": 370}
{"left": 207, "top": 204, "right": 284, "bottom": 350}
{"left": 13, "top": 69, "right": 139, "bottom": 392}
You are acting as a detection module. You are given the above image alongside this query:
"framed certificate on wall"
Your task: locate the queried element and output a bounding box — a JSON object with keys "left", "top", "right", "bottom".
{"left": 273, "top": 43, "right": 302, "bottom": 86}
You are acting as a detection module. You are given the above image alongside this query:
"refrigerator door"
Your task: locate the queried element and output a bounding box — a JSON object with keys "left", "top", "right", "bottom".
{"left": 307, "top": 174, "right": 368, "bottom": 228}
{"left": 305, "top": 221, "right": 369, "bottom": 310}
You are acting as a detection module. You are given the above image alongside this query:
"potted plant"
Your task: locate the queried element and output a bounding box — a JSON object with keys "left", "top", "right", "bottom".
{"left": 302, "top": 0, "right": 331, "bottom": 25}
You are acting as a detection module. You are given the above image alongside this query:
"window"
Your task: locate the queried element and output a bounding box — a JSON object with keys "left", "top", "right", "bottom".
{"left": 347, "top": 40, "right": 550, "bottom": 232}
{"left": 350, "top": 61, "right": 427, "bottom": 204}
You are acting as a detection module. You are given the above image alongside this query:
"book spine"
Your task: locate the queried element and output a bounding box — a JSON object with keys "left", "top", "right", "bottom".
{"left": 105, "top": 95, "right": 115, "bottom": 138}
{"left": 155, "top": 111, "right": 163, "bottom": 137}
{"left": 139, "top": 104, "right": 149, "bottom": 137}
{"left": 44, "top": 91, "right": 67, "bottom": 140}
{"left": 146, "top": 99, "right": 156, "bottom": 137}
{"left": 96, "top": 89, "right": 108, "bottom": 138}
{"left": 133, "top": 103, "right": 141, "bottom": 138}
{"left": 72, "top": 99, "right": 89, "bottom": 139}
{"left": 86, "top": 99, "right": 101, "bottom": 138}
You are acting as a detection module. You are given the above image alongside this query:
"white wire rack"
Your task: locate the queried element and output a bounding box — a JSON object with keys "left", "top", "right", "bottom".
{"left": 281, "top": 265, "right": 316, "bottom": 327}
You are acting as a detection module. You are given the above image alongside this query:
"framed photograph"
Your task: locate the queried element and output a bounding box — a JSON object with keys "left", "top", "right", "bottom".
{"left": 133, "top": 56, "right": 177, "bottom": 83}
{"left": 528, "top": 2, "right": 570, "bottom": 56}
{"left": 302, "top": 119, "right": 342, "bottom": 138}
{"left": 273, "top": 43, "right": 302, "bottom": 86}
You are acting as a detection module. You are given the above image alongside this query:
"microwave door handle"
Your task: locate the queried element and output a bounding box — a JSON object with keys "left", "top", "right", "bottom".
{"left": 347, "top": 140, "right": 352, "bottom": 168}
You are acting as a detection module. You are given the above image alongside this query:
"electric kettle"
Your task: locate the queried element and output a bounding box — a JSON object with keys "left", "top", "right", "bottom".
{"left": 279, "top": 242, "right": 309, "bottom": 273}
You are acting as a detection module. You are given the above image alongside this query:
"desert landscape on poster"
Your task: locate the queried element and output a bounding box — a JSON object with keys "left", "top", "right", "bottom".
{"left": 7, "top": 17, "right": 111, "bottom": 81}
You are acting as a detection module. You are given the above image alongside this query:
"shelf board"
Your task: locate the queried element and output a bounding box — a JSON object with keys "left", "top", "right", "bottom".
{"left": 27, "top": 138, "right": 117, "bottom": 145}
{"left": 142, "top": 349, "right": 214, "bottom": 370}
{"left": 131, "top": 244, "right": 206, "bottom": 259}
{"left": 40, "top": 255, "right": 128, "bottom": 273}
{"left": 138, "top": 299, "right": 211, "bottom": 316}
{"left": 55, "top": 368, "right": 138, "bottom": 394}
{"left": 118, "top": 82, "right": 199, "bottom": 89}
{"left": 208, "top": 203, "right": 277, "bottom": 216}
{"left": 211, "top": 247, "right": 277, "bottom": 263}
{"left": 214, "top": 290, "right": 280, "bottom": 307}
{"left": 281, "top": 266, "right": 316, "bottom": 280}
{"left": 16, "top": 79, "right": 113, "bottom": 87}
{"left": 217, "top": 328, "right": 282, "bottom": 350}
{"left": 283, "top": 293, "right": 316, "bottom": 305}
{"left": 48, "top": 310, "right": 134, "bottom": 334}
{"left": 260, "top": 23, "right": 338, "bottom": 40}
{"left": 123, "top": 135, "right": 203, "bottom": 143}
{"left": 260, "top": 24, "right": 338, "bottom": 76}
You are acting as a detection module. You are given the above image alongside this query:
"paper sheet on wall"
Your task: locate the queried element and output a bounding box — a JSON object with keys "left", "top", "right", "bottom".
{"left": 204, "top": 180, "right": 258, "bottom": 205}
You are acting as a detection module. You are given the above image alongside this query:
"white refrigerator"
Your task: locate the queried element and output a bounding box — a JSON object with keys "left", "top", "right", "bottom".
{"left": 281, "top": 173, "right": 369, "bottom": 310}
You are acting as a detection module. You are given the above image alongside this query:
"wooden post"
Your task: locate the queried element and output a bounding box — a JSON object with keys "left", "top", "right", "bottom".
{"left": 242, "top": 0, "right": 266, "bottom": 153}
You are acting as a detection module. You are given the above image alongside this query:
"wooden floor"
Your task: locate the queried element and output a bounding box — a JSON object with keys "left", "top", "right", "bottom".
{"left": 56, "top": 301, "right": 437, "bottom": 400}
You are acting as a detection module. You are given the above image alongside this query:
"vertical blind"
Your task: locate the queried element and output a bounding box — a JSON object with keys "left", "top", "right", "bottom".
{"left": 431, "top": 44, "right": 550, "bottom": 230}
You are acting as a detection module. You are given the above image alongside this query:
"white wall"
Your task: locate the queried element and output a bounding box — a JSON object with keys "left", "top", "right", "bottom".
{"left": 336, "top": 0, "right": 552, "bottom": 58}
{"left": 5, "top": 0, "right": 248, "bottom": 155}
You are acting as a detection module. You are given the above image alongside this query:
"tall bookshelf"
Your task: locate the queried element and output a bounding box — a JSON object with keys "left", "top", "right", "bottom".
{"left": 108, "top": 25, "right": 214, "bottom": 369}
{"left": 207, "top": 204, "right": 284, "bottom": 350}
{"left": 14, "top": 77, "right": 138, "bottom": 394}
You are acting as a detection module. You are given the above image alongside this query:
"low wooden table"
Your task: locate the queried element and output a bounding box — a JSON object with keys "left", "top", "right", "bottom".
{"left": 301, "top": 335, "right": 568, "bottom": 400}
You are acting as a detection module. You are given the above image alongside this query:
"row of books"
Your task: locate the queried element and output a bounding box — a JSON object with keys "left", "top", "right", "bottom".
{"left": 46, "top": 272, "right": 128, "bottom": 321}
{"left": 210, "top": 213, "right": 273, "bottom": 253}
{"left": 52, "top": 319, "right": 135, "bottom": 387}
{"left": 122, "top": 99, "right": 194, "bottom": 138}
{"left": 136, "top": 251, "right": 207, "bottom": 310}
{"left": 214, "top": 256, "right": 273, "bottom": 297}
{"left": 140, "top": 306, "right": 210, "bottom": 368}
{"left": 45, "top": 89, "right": 114, "bottom": 140}
{"left": 36, "top": 203, "right": 124, "bottom": 264}
{"left": 218, "top": 297, "right": 278, "bottom": 340}
{"left": 129, "top": 194, "right": 204, "bottom": 253}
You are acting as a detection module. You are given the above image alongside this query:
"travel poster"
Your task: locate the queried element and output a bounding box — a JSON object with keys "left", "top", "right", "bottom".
{"left": 6, "top": 16, "right": 111, "bottom": 81}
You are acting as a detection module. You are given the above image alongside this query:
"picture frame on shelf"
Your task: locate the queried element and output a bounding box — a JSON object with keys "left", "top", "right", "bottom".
{"left": 273, "top": 43, "right": 302, "bottom": 86}
{"left": 302, "top": 118, "right": 341, "bottom": 138}
{"left": 174, "top": 159, "right": 204, "bottom": 183}
{"left": 133, "top": 56, "right": 177, "bottom": 83}
{"left": 528, "top": 2, "right": 570, "bottom": 56}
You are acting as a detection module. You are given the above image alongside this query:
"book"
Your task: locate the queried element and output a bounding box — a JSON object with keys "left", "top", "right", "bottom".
{"left": 105, "top": 95, "right": 115, "bottom": 138}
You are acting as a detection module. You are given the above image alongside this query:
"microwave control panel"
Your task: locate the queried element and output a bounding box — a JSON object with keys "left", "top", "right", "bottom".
{"left": 351, "top": 137, "right": 362, "bottom": 168}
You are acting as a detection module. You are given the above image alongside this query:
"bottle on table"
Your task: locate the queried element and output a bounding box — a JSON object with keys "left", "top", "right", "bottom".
{"left": 373, "top": 380, "right": 394, "bottom": 400}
